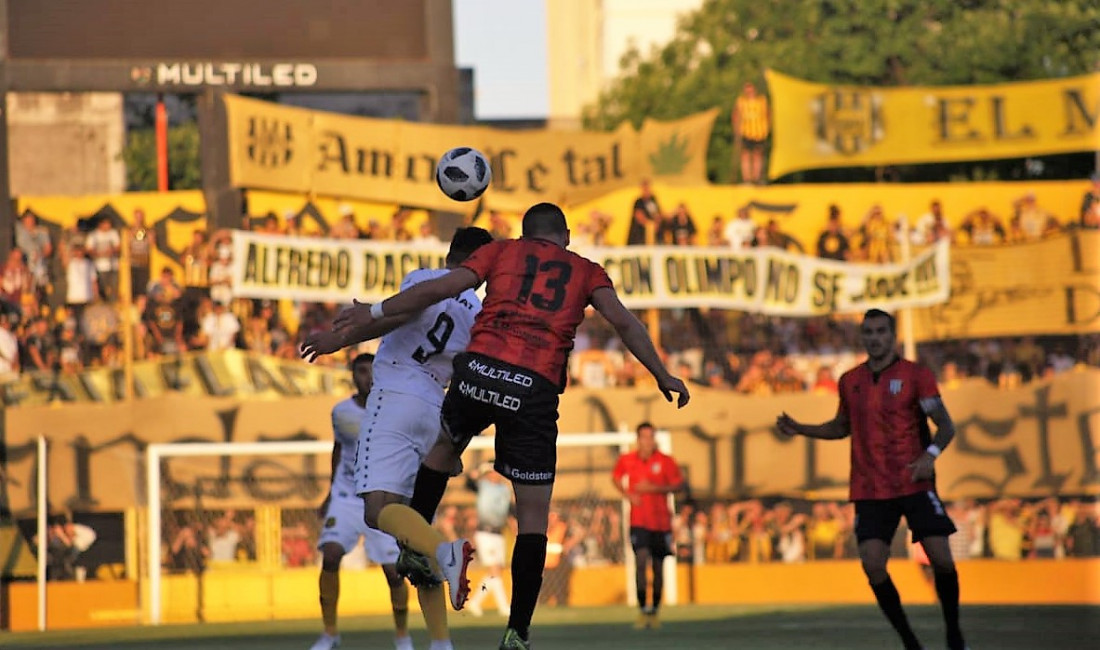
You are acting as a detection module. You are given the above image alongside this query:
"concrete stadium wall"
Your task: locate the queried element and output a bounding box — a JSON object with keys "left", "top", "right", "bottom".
{"left": 7, "top": 92, "right": 126, "bottom": 196}
{"left": 6, "top": 559, "right": 1098, "bottom": 631}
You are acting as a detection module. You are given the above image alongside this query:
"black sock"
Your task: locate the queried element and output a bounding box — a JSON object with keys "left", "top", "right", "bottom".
{"left": 634, "top": 551, "right": 649, "bottom": 611}
{"left": 870, "top": 577, "right": 922, "bottom": 650}
{"left": 508, "top": 534, "right": 547, "bottom": 641}
{"left": 408, "top": 464, "right": 450, "bottom": 524}
{"left": 651, "top": 556, "right": 664, "bottom": 610}
{"left": 934, "top": 570, "right": 964, "bottom": 648}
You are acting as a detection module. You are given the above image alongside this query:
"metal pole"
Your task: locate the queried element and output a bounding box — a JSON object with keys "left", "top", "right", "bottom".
{"left": 617, "top": 425, "right": 636, "bottom": 607}
{"left": 645, "top": 215, "right": 661, "bottom": 350}
{"left": 0, "top": 59, "right": 14, "bottom": 261}
{"left": 119, "top": 233, "right": 134, "bottom": 400}
{"left": 155, "top": 94, "right": 169, "bottom": 192}
{"left": 899, "top": 215, "right": 917, "bottom": 360}
{"left": 36, "top": 435, "right": 46, "bottom": 631}
{"left": 146, "top": 444, "right": 162, "bottom": 625}
{"left": 656, "top": 431, "right": 677, "bottom": 606}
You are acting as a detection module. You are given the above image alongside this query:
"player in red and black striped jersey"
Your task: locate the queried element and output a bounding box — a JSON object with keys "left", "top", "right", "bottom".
{"left": 777, "top": 309, "right": 968, "bottom": 650}
{"left": 335, "top": 202, "right": 690, "bottom": 650}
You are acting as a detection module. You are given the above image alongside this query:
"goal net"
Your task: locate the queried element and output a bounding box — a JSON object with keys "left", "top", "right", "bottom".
{"left": 145, "top": 431, "right": 676, "bottom": 625}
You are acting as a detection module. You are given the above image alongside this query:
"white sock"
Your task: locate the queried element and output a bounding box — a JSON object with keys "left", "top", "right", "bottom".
{"left": 428, "top": 640, "right": 454, "bottom": 650}
{"left": 394, "top": 635, "right": 414, "bottom": 650}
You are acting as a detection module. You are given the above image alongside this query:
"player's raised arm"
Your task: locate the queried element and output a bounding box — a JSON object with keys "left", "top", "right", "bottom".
{"left": 300, "top": 313, "right": 414, "bottom": 362}
{"left": 589, "top": 286, "right": 689, "bottom": 408}
{"left": 333, "top": 267, "right": 480, "bottom": 332}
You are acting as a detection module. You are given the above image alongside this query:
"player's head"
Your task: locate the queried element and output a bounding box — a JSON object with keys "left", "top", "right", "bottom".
{"left": 350, "top": 353, "right": 374, "bottom": 396}
{"left": 446, "top": 226, "right": 493, "bottom": 267}
{"left": 636, "top": 421, "right": 657, "bottom": 458}
{"left": 522, "top": 202, "right": 570, "bottom": 246}
{"left": 860, "top": 309, "right": 897, "bottom": 361}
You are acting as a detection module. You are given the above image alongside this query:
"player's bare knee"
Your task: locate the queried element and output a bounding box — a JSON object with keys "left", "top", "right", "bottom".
{"left": 320, "top": 542, "right": 344, "bottom": 571}
{"left": 381, "top": 564, "right": 404, "bottom": 588}
{"left": 424, "top": 435, "right": 460, "bottom": 474}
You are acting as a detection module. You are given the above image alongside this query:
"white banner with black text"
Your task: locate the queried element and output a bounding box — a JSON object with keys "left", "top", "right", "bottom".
{"left": 229, "top": 231, "right": 951, "bottom": 315}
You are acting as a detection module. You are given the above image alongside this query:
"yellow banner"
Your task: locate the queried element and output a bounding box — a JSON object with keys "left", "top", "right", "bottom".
{"left": 567, "top": 179, "right": 1088, "bottom": 251}
{"left": 16, "top": 191, "right": 207, "bottom": 279}
{"left": 225, "top": 94, "right": 718, "bottom": 212}
{"left": 915, "top": 230, "right": 1100, "bottom": 340}
{"left": 766, "top": 70, "right": 1100, "bottom": 179}
{"left": 0, "top": 349, "right": 352, "bottom": 408}
{"left": 3, "top": 370, "right": 1097, "bottom": 513}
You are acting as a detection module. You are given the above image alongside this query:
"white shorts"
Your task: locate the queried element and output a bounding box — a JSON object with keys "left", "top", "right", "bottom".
{"left": 355, "top": 389, "right": 442, "bottom": 498}
{"left": 317, "top": 497, "right": 400, "bottom": 565}
{"left": 474, "top": 530, "right": 506, "bottom": 568}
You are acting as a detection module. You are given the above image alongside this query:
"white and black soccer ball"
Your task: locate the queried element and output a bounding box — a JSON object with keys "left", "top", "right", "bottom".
{"left": 435, "top": 147, "right": 491, "bottom": 202}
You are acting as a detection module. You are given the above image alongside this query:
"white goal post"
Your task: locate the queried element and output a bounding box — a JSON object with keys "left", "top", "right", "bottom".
{"left": 145, "top": 430, "right": 675, "bottom": 625}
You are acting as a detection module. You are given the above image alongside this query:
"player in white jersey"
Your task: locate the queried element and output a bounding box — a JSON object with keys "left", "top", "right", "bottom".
{"left": 312, "top": 354, "right": 412, "bottom": 650}
{"left": 302, "top": 227, "right": 494, "bottom": 650}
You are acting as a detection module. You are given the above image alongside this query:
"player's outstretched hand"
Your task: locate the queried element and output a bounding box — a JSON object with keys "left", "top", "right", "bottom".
{"left": 775, "top": 412, "right": 800, "bottom": 437}
{"left": 300, "top": 330, "right": 344, "bottom": 363}
{"left": 658, "top": 374, "right": 691, "bottom": 408}
{"left": 332, "top": 299, "right": 375, "bottom": 331}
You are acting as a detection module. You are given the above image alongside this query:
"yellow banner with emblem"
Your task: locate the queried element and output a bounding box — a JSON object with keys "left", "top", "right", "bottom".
{"left": 766, "top": 70, "right": 1100, "bottom": 179}
{"left": 224, "top": 94, "right": 717, "bottom": 212}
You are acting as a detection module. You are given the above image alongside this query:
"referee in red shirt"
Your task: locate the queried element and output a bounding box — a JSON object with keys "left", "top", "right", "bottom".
{"left": 612, "top": 422, "right": 684, "bottom": 630}
{"left": 777, "top": 309, "right": 967, "bottom": 650}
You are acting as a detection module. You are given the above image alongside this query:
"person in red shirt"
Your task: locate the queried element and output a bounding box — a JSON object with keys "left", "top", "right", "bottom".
{"left": 329, "top": 202, "right": 690, "bottom": 650}
{"left": 612, "top": 422, "right": 683, "bottom": 630}
{"left": 776, "top": 309, "right": 966, "bottom": 650}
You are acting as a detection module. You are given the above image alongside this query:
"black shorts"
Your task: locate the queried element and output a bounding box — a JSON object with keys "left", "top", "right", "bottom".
{"left": 630, "top": 527, "right": 673, "bottom": 559}
{"left": 441, "top": 351, "right": 560, "bottom": 485}
{"left": 741, "top": 137, "right": 767, "bottom": 151}
{"left": 855, "top": 491, "right": 957, "bottom": 544}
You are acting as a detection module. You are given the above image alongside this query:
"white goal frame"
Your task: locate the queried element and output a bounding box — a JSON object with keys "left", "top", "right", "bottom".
{"left": 145, "top": 430, "right": 675, "bottom": 625}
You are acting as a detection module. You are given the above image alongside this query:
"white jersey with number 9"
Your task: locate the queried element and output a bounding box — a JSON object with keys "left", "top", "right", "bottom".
{"left": 371, "top": 268, "right": 481, "bottom": 406}
{"left": 355, "top": 267, "right": 481, "bottom": 499}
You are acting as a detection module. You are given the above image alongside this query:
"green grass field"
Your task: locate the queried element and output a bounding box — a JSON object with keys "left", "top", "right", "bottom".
{"left": 4, "top": 604, "right": 1098, "bottom": 649}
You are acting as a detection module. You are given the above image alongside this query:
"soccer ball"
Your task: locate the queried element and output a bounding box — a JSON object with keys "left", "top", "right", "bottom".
{"left": 435, "top": 147, "right": 491, "bottom": 201}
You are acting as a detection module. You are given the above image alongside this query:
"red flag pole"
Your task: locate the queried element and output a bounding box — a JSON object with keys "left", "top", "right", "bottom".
{"left": 155, "top": 94, "right": 169, "bottom": 192}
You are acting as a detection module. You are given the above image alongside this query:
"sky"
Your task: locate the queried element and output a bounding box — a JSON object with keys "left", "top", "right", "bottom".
{"left": 453, "top": 0, "right": 548, "bottom": 120}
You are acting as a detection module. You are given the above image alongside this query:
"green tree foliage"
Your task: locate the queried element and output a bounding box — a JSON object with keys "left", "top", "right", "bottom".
{"left": 585, "top": 0, "right": 1100, "bottom": 183}
{"left": 121, "top": 121, "right": 202, "bottom": 191}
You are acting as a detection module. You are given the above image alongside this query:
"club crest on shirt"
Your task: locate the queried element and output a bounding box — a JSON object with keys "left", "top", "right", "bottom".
{"left": 651, "top": 463, "right": 661, "bottom": 474}
{"left": 889, "top": 379, "right": 903, "bottom": 395}
{"left": 324, "top": 517, "right": 336, "bottom": 528}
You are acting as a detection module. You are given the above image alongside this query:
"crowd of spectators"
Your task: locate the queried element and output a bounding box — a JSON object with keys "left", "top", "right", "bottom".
{"left": 162, "top": 509, "right": 257, "bottom": 574}
{"left": 627, "top": 175, "right": 1100, "bottom": 256}
{"left": 571, "top": 309, "right": 1100, "bottom": 390}
{"left": 665, "top": 496, "right": 1100, "bottom": 565}
{"left": 430, "top": 496, "right": 1100, "bottom": 569}
{"left": 1, "top": 205, "right": 431, "bottom": 379}
{"left": 2, "top": 178, "right": 1098, "bottom": 389}
{"left": 159, "top": 494, "right": 1099, "bottom": 578}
